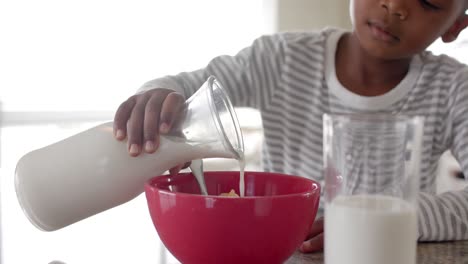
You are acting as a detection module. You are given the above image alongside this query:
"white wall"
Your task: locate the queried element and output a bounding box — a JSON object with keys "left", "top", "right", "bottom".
{"left": 276, "top": 0, "right": 352, "bottom": 32}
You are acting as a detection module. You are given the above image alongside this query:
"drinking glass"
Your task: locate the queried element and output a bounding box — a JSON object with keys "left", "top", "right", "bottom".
{"left": 323, "top": 113, "right": 424, "bottom": 264}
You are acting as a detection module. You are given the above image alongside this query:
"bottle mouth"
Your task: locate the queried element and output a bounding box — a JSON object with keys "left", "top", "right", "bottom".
{"left": 206, "top": 76, "right": 244, "bottom": 159}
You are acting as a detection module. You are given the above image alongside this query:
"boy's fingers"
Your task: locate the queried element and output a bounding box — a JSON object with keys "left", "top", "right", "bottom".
{"left": 114, "top": 88, "right": 183, "bottom": 156}
{"left": 168, "top": 162, "right": 191, "bottom": 177}
{"left": 181, "top": 161, "right": 191, "bottom": 169}
{"left": 300, "top": 217, "right": 324, "bottom": 253}
{"left": 169, "top": 164, "right": 183, "bottom": 177}
{"left": 300, "top": 233, "right": 324, "bottom": 253}
{"left": 159, "top": 92, "right": 185, "bottom": 134}
{"left": 143, "top": 94, "right": 166, "bottom": 153}
{"left": 113, "top": 96, "right": 136, "bottom": 140}
{"left": 307, "top": 217, "right": 324, "bottom": 239}
{"left": 127, "top": 96, "right": 150, "bottom": 156}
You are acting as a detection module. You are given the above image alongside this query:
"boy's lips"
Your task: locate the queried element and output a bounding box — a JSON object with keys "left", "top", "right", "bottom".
{"left": 367, "top": 21, "right": 399, "bottom": 43}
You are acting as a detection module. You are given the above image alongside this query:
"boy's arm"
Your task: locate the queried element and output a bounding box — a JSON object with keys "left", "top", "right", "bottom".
{"left": 418, "top": 68, "right": 468, "bottom": 241}
{"left": 418, "top": 190, "right": 468, "bottom": 240}
{"left": 136, "top": 34, "right": 286, "bottom": 109}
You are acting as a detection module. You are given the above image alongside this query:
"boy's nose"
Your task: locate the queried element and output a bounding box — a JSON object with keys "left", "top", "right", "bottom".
{"left": 380, "top": 0, "right": 409, "bottom": 20}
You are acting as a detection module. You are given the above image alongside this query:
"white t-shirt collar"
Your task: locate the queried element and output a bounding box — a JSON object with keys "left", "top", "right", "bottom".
{"left": 325, "top": 29, "right": 422, "bottom": 110}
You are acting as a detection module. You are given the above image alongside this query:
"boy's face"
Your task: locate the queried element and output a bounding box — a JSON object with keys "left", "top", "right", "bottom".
{"left": 351, "top": 0, "right": 467, "bottom": 59}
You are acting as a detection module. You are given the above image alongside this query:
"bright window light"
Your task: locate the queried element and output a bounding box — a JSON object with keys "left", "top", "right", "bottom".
{"left": 0, "top": 0, "right": 270, "bottom": 112}
{"left": 0, "top": 1, "right": 270, "bottom": 264}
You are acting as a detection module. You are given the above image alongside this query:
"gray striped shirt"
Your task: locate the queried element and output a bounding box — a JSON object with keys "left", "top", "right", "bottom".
{"left": 140, "top": 28, "right": 468, "bottom": 241}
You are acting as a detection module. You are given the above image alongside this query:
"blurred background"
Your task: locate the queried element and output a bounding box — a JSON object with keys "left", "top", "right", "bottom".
{"left": 0, "top": 1, "right": 467, "bottom": 263}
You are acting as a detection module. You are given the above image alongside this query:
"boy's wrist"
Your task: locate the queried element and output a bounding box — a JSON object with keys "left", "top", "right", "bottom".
{"left": 137, "top": 78, "right": 185, "bottom": 96}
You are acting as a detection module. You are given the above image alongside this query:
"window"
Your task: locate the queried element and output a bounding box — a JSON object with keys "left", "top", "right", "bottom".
{"left": 0, "top": 1, "right": 270, "bottom": 263}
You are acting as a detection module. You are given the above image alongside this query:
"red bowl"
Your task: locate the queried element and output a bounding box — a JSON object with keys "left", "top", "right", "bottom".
{"left": 144, "top": 171, "right": 321, "bottom": 264}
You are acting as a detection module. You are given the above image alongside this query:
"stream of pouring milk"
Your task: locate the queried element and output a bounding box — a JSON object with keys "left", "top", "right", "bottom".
{"left": 190, "top": 159, "right": 208, "bottom": 195}
{"left": 238, "top": 153, "right": 246, "bottom": 197}
{"left": 190, "top": 151, "right": 245, "bottom": 197}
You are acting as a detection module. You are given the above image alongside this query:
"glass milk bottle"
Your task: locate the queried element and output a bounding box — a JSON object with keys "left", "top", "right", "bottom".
{"left": 323, "top": 114, "right": 424, "bottom": 264}
{"left": 15, "top": 76, "right": 244, "bottom": 231}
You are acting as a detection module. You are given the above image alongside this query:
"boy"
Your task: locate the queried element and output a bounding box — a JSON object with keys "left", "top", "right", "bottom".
{"left": 113, "top": 0, "right": 468, "bottom": 253}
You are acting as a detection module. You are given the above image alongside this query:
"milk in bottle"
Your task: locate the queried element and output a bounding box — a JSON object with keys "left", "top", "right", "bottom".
{"left": 15, "top": 76, "right": 244, "bottom": 231}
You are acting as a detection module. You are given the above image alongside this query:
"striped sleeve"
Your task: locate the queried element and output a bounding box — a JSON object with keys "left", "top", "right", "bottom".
{"left": 418, "top": 191, "right": 468, "bottom": 240}
{"left": 136, "top": 33, "right": 289, "bottom": 110}
{"left": 418, "top": 68, "right": 468, "bottom": 241}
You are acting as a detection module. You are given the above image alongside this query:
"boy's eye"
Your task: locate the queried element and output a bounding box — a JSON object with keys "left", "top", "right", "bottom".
{"left": 420, "top": 0, "right": 441, "bottom": 10}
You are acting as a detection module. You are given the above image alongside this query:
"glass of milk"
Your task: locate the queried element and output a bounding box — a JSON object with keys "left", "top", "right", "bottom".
{"left": 322, "top": 114, "right": 424, "bottom": 264}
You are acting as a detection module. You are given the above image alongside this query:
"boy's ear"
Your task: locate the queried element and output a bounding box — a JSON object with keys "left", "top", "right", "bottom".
{"left": 441, "top": 14, "right": 468, "bottom": 43}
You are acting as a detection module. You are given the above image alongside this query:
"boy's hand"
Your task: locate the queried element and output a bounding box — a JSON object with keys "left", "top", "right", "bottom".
{"left": 299, "top": 216, "right": 324, "bottom": 253}
{"left": 113, "top": 88, "right": 185, "bottom": 157}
